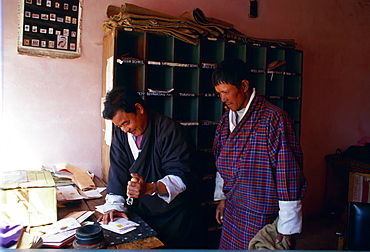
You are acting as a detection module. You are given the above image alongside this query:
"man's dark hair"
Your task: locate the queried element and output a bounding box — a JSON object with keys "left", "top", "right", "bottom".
{"left": 212, "top": 58, "right": 251, "bottom": 89}
{"left": 102, "top": 86, "right": 146, "bottom": 120}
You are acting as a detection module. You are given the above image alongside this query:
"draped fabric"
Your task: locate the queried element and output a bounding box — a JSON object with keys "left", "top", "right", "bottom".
{"left": 107, "top": 109, "right": 197, "bottom": 247}
{"left": 213, "top": 92, "right": 307, "bottom": 249}
{"left": 102, "top": 3, "right": 296, "bottom": 48}
{"left": 248, "top": 218, "right": 290, "bottom": 250}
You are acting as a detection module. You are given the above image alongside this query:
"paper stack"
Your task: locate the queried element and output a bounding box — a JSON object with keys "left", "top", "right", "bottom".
{"left": 56, "top": 185, "right": 105, "bottom": 202}
{"left": 29, "top": 211, "right": 95, "bottom": 248}
{"left": 42, "top": 229, "right": 77, "bottom": 247}
{"left": 35, "top": 217, "right": 80, "bottom": 247}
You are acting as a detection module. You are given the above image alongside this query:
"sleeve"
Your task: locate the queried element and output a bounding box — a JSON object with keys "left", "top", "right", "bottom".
{"left": 214, "top": 172, "right": 226, "bottom": 201}
{"left": 157, "top": 175, "right": 186, "bottom": 203}
{"left": 268, "top": 112, "right": 306, "bottom": 234}
{"left": 159, "top": 119, "right": 196, "bottom": 191}
{"left": 269, "top": 113, "right": 307, "bottom": 202}
{"left": 106, "top": 127, "right": 133, "bottom": 197}
{"left": 277, "top": 200, "right": 302, "bottom": 234}
{"left": 103, "top": 194, "right": 127, "bottom": 213}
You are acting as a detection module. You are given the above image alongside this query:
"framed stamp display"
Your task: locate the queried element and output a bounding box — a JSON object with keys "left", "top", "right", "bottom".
{"left": 18, "top": 0, "right": 82, "bottom": 58}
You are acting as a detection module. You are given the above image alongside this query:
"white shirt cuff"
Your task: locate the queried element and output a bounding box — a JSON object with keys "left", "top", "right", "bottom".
{"left": 158, "top": 175, "right": 186, "bottom": 203}
{"left": 278, "top": 200, "right": 303, "bottom": 235}
{"left": 103, "top": 194, "right": 126, "bottom": 213}
{"left": 214, "top": 172, "right": 226, "bottom": 201}
{"left": 104, "top": 175, "right": 185, "bottom": 208}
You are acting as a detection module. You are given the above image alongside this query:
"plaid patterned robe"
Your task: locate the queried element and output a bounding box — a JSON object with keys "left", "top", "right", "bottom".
{"left": 213, "top": 92, "right": 307, "bottom": 250}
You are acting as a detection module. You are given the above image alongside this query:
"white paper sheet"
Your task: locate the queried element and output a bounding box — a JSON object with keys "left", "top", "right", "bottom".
{"left": 57, "top": 185, "right": 84, "bottom": 200}
{"left": 82, "top": 189, "right": 102, "bottom": 198}
{"left": 99, "top": 217, "right": 139, "bottom": 235}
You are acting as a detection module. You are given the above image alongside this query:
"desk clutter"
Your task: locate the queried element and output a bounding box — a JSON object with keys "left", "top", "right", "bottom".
{"left": 1, "top": 212, "right": 155, "bottom": 248}
{"left": 1, "top": 169, "right": 58, "bottom": 227}
{"left": 1, "top": 165, "right": 102, "bottom": 226}
{"left": 1, "top": 166, "right": 157, "bottom": 248}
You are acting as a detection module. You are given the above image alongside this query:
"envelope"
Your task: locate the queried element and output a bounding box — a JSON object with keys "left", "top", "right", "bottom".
{"left": 57, "top": 164, "right": 96, "bottom": 191}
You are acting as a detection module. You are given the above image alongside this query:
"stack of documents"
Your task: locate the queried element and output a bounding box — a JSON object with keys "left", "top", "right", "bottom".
{"left": 29, "top": 211, "right": 94, "bottom": 248}
{"left": 34, "top": 217, "right": 80, "bottom": 247}
{"left": 56, "top": 185, "right": 105, "bottom": 202}
{"left": 42, "top": 229, "right": 77, "bottom": 247}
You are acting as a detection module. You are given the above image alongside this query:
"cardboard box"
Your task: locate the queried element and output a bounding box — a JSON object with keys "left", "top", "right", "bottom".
{"left": 1, "top": 170, "right": 57, "bottom": 226}
{"left": 348, "top": 172, "right": 370, "bottom": 203}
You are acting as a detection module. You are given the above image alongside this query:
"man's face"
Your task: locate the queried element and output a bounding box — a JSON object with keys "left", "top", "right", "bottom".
{"left": 215, "top": 81, "right": 249, "bottom": 111}
{"left": 111, "top": 104, "right": 148, "bottom": 136}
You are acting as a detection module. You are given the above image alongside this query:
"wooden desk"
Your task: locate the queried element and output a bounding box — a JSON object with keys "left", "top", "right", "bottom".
{"left": 57, "top": 177, "right": 164, "bottom": 249}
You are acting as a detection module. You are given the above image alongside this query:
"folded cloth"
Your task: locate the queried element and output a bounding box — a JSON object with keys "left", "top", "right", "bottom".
{"left": 248, "top": 218, "right": 290, "bottom": 250}
{"left": 180, "top": 8, "right": 244, "bottom": 37}
{"left": 103, "top": 18, "right": 200, "bottom": 45}
{"left": 103, "top": 4, "right": 238, "bottom": 41}
{"left": 103, "top": 4, "right": 202, "bottom": 45}
{"left": 107, "top": 3, "right": 177, "bottom": 20}
{"left": 102, "top": 3, "right": 296, "bottom": 48}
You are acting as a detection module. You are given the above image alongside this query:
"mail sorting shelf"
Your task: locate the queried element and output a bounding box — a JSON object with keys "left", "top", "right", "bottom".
{"left": 110, "top": 27, "right": 303, "bottom": 160}
{"left": 109, "top": 26, "right": 303, "bottom": 174}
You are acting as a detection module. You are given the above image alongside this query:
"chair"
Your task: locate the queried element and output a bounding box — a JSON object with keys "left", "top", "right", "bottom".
{"left": 340, "top": 202, "right": 370, "bottom": 250}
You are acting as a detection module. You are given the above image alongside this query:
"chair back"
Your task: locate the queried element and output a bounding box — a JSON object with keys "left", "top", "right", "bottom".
{"left": 344, "top": 202, "right": 370, "bottom": 250}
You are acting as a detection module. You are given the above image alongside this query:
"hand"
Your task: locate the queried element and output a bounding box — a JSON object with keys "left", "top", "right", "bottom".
{"left": 127, "top": 173, "right": 147, "bottom": 199}
{"left": 97, "top": 210, "right": 128, "bottom": 224}
{"left": 215, "top": 199, "right": 226, "bottom": 224}
{"left": 275, "top": 233, "right": 296, "bottom": 249}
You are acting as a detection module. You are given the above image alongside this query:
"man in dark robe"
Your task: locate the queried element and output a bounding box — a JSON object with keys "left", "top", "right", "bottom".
{"left": 98, "top": 86, "right": 197, "bottom": 248}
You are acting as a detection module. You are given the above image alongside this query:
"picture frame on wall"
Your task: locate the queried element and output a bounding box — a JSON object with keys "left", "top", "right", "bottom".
{"left": 18, "top": 0, "right": 82, "bottom": 59}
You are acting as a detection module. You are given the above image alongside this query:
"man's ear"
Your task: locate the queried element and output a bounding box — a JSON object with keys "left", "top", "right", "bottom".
{"left": 241, "top": 79, "right": 250, "bottom": 92}
{"left": 135, "top": 103, "right": 145, "bottom": 114}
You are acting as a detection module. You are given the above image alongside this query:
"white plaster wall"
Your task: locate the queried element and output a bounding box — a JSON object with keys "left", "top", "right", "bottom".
{"left": 1, "top": 0, "right": 109, "bottom": 177}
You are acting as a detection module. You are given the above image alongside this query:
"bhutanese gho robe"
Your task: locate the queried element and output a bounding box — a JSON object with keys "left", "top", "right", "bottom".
{"left": 107, "top": 109, "right": 197, "bottom": 248}
{"left": 213, "top": 92, "right": 307, "bottom": 250}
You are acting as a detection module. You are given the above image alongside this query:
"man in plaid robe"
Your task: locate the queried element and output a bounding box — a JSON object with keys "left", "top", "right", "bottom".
{"left": 212, "top": 59, "right": 307, "bottom": 250}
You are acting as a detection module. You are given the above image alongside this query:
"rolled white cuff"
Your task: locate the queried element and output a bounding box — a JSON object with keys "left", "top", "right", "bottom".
{"left": 278, "top": 200, "right": 302, "bottom": 235}
{"left": 214, "top": 172, "right": 226, "bottom": 201}
{"left": 158, "top": 175, "right": 186, "bottom": 203}
{"left": 103, "top": 194, "right": 126, "bottom": 213}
